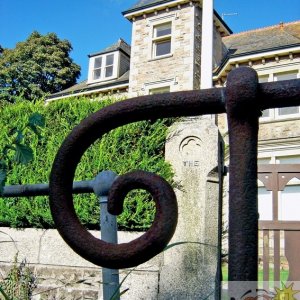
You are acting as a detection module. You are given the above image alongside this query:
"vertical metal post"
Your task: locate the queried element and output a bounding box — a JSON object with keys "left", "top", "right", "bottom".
{"left": 226, "top": 68, "right": 260, "bottom": 294}
{"left": 216, "top": 142, "right": 225, "bottom": 300}
{"left": 93, "top": 171, "right": 120, "bottom": 300}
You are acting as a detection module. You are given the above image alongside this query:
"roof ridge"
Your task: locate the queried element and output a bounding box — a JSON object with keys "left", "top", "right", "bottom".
{"left": 88, "top": 38, "right": 131, "bottom": 57}
{"left": 224, "top": 20, "right": 300, "bottom": 39}
{"left": 118, "top": 38, "right": 131, "bottom": 47}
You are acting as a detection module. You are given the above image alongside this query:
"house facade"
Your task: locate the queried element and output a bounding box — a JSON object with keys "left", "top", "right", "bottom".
{"left": 214, "top": 21, "right": 300, "bottom": 222}
{"left": 48, "top": 0, "right": 300, "bottom": 274}
{"left": 47, "top": 0, "right": 231, "bottom": 101}
{"left": 123, "top": 0, "right": 229, "bottom": 95}
{"left": 48, "top": 0, "right": 300, "bottom": 220}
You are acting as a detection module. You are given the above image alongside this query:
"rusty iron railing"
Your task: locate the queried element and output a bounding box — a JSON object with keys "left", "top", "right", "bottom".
{"left": 49, "top": 67, "right": 299, "bottom": 279}
{"left": 49, "top": 67, "right": 300, "bottom": 289}
{"left": 3, "top": 67, "right": 297, "bottom": 295}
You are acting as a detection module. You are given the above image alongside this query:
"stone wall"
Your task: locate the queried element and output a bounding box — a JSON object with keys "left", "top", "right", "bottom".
{"left": 259, "top": 119, "right": 300, "bottom": 141}
{"left": 0, "top": 228, "right": 161, "bottom": 300}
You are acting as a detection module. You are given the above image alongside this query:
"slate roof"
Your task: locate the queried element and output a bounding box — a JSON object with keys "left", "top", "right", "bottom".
{"left": 89, "top": 38, "right": 131, "bottom": 57}
{"left": 123, "top": 0, "right": 172, "bottom": 14}
{"left": 47, "top": 71, "right": 129, "bottom": 100}
{"left": 223, "top": 21, "right": 300, "bottom": 57}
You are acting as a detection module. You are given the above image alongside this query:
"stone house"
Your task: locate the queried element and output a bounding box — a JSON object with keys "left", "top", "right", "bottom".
{"left": 46, "top": 0, "right": 300, "bottom": 286}
{"left": 214, "top": 21, "right": 300, "bottom": 226}
{"left": 48, "top": 0, "right": 300, "bottom": 223}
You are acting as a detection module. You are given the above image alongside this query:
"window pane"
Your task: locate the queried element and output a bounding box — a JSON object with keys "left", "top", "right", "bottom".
{"left": 155, "top": 23, "right": 171, "bottom": 37}
{"left": 257, "top": 158, "right": 271, "bottom": 164}
{"left": 106, "top": 54, "right": 114, "bottom": 66}
{"left": 259, "top": 75, "right": 269, "bottom": 83}
{"left": 274, "top": 72, "right": 299, "bottom": 116}
{"left": 258, "top": 187, "right": 272, "bottom": 220}
{"left": 261, "top": 109, "right": 270, "bottom": 117}
{"left": 93, "top": 69, "right": 101, "bottom": 80}
{"left": 278, "top": 106, "right": 299, "bottom": 115}
{"left": 149, "top": 86, "right": 170, "bottom": 94}
{"left": 275, "top": 72, "right": 297, "bottom": 81}
{"left": 105, "top": 66, "right": 113, "bottom": 77}
{"left": 279, "top": 186, "right": 300, "bottom": 221}
{"left": 156, "top": 40, "right": 171, "bottom": 56}
{"left": 276, "top": 155, "right": 300, "bottom": 164}
{"left": 94, "top": 57, "right": 102, "bottom": 68}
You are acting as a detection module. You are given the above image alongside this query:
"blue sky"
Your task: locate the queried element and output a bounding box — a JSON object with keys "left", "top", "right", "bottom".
{"left": 0, "top": 0, "right": 299, "bottom": 81}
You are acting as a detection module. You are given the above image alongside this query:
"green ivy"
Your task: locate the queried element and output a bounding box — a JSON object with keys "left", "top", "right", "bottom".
{"left": 0, "top": 97, "right": 174, "bottom": 230}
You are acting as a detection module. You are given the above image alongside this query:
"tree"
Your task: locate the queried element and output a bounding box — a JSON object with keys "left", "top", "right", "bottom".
{"left": 0, "top": 32, "right": 81, "bottom": 103}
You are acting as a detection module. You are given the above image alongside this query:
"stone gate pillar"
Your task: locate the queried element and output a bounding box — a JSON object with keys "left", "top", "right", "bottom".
{"left": 159, "top": 118, "right": 224, "bottom": 299}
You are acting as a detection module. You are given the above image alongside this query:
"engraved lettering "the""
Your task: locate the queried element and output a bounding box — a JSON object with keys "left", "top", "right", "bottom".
{"left": 183, "top": 161, "right": 200, "bottom": 167}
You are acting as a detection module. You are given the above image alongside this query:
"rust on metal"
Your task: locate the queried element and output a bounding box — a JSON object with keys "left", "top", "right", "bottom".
{"left": 49, "top": 68, "right": 300, "bottom": 270}
{"left": 107, "top": 171, "right": 177, "bottom": 267}
{"left": 50, "top": 169, "right": 177, "bottom": 269}
{"left": 226, "top": 67, "right": 260, "bottom": 282}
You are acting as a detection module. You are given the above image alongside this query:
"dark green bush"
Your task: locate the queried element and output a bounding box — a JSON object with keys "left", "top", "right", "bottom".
{"left": 0, "top": 97, "right": 174, "bottom": 230}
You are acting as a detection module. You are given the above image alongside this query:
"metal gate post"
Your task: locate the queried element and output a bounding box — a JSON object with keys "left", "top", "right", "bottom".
{"left": 93, "top": 171, "right": 120, "bottom": 300}
{"left": 226, "top": 68, "right": 260, "bottom": 287}
{"left": 2, "top": 171, "right": 121, "bottom": 300}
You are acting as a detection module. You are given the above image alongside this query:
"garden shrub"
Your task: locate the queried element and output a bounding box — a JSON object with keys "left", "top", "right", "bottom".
{"left": 0, "top": 97, "right": 174, "bottom": 230}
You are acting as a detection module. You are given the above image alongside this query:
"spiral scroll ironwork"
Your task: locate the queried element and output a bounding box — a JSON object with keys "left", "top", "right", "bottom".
{"left": 49, "top": 67, "right": 300, "bottom": 271}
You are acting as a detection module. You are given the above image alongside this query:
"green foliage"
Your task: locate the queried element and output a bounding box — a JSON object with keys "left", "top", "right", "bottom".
{"left": 0, "top": 97, "right": 174, "bottom": 230}
{"left": 0, "top": 31, "right": 81, "bottom": 103}
{"left": 0, "top": 254, "right": 36, "bottom": 300}
{"left": 0, "top": 111, "right": 45, "bottom": 195}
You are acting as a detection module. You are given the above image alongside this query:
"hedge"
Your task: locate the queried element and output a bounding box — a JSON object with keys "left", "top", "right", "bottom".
{"left": 0, "top": 97, "right": 174, "bottom": 230}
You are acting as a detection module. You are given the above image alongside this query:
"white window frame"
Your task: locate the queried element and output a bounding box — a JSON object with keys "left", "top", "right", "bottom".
{"left": 148, "top": 15, "right": 175, "bottom": 60}
{"left": 88, "top": 51, "right": 119, "bottom": 84}
{"left": 259, "top": 69, "right": 300, "bottom": 122}
{"left": 144, "top": 78, "right": 176, "bottom": 95}
{"left": 274, "top": 71, "right": 300, "bottom": 119}
{"left": 258, "top": 75, "right": 271, "bottom": 119}
{"left": 152, "top": 22, "right": 172, "bottom": 58}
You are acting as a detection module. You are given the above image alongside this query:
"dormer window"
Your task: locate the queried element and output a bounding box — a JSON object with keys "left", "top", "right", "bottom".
{"left": 88, "top": 52, "right": 118, "bottom": 83}
{"left": 152, "top": 22, "right": 172, "bottom": 58}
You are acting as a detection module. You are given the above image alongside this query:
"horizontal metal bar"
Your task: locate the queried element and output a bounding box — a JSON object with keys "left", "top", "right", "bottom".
{"left": 2, "top": 180, "right": 94, "bottom": 197}
{"left": 110, "top": 79, "right": 299, "bottom": 120}
{"left": 259, "top": 79, "right": 300, "bottom": 109}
